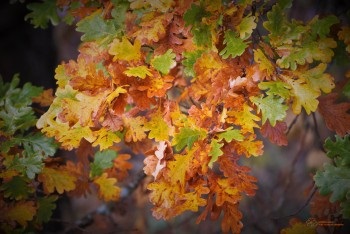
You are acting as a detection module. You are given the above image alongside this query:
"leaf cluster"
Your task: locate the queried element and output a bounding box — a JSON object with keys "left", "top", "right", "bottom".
{"left": 0, "top": 76, "right": 58, "bottom": 232}
{"left": 314, "top": 135, "right": 350, "bottom": 218}
{"left": 7, "top": 0, "right": 350, "bottom": 233}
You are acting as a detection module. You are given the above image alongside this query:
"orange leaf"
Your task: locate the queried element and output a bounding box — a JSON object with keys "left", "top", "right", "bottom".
{"left": 65, "top": 161, "right": 90, "bottom": 197}
{"left": 2, "top": 201, "right": 36, "bottom": 227}
{"left": 38, "top": 166, "right": 77, "bottom": 194}
{"left": 112, "top": 153, "right": 133, "bottom": 181}
{"left": 132, "top": 13, "right": 173, "bottom": 44}
{"left": 232, "top": 135, "right": 264, "bottom": 157}
{"left": 93, "top": 173, "right": 120, "bottom": 201}
{"left": 221, "top": 203, "right": 243, "bottom": 234}
{"left": 70, "top": 71, "right": 110, "bottom": 95}
{"left": 32, "top": 89, "right": 54, "bottom": 107}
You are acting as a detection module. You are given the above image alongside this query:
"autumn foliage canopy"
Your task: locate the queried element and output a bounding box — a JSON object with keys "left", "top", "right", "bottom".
{"left": 1, "top": 0, "right": 350, "bottom": 233}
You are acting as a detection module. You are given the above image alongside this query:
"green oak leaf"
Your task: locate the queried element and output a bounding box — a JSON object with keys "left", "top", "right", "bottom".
{"left": 0, "top": 176, "right": 34, "bottom": 200}
{"left": 208, "top": 139, "right": 224, "bottom": 168}
{"left": 76, "top": 10, "right": 119, "bottom": 44}
{"left": 151, "top": 49, "right": 176, "bottom": 75}
{"left": 220, "top": 30, "right": 248, "bottom": 59}
{"left": 258, "top": 81, "right": 291, "bottom": 100}
{"left": 310, "top": 15, "right": 339, "bottom": 38}
{"left": 25, "top": 0, "right": 59, "bottom": 28}
{"left": 324, "top": 135, "right": 350, "bottom": 166}
{"left": 90, "top": 150, "right": 118, "bottom": 178}
{"left": 250, "top": 95, "right": 288, "bottom": 126}
{"left": 217, "top": 127, "right": 244, "bottom": 142}
{"left": 314, "top": 163, "right": 350, "bottom": 203}
{"left": 183, "top": 50, "right": 203, "bottom": 77}
{"left": 173, "top": 127, "right": 206, "bottom": 151}
{"left": 36, "top": 196, "right": 58, "bottom": 223}
{"left": 183, "top": 3, "right": 210, "bottom": 26}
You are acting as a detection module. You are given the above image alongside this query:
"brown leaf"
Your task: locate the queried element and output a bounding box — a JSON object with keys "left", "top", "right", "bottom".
{"left": 318, "top": 93, "right": 350, "bottom": 136}
{"left": 260, "top": 121, "right": 288, "bottom": 146}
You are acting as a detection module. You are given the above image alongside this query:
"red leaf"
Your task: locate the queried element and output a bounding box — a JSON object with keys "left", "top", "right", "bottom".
{"left": 260, "top": 121, "right": 288, "bottom": 146}
{"left": 318, "top": 93, "right": 350, "bottom": 136}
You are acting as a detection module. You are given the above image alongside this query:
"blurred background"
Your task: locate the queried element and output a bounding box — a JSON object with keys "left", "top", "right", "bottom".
{"left": 1, "top": 0, "right": 350, "bottom": 233}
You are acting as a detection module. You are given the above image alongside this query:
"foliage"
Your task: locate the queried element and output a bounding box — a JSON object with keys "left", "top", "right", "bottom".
{"left": 314, "top": 135, "right": 350, "bottom": 218}
{"left": 2, "top": 0, "right": 350, "bottom": 233}
{"left": 0, "top": 76, "right": 58, "bottom": 231}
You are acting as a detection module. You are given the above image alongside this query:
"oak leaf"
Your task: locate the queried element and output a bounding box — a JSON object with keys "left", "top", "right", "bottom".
{"left": 124, "top": 65, "right": 153, "bottom": 79}
{"left": 112, "top": 153, "right": 133, "bottom": 180}
{"left": 220, "top": 30, "right": 248, "bottom": 59}
{"left": 90, "top": 150, "right": 118, "bottom": 178}
{"left": 296, "top": 63, "right": 335, "bottom": 94}
{"left": 108, "top": 36, "right": 141, "bottom": 62}
{"left": 38, "top": 166, "right": 77, "bottom": 194}
{"left": 144, "top": 111, "right": 172, "bottom": 141}
{"left": 285, "top": 77, "right": 319, "bottom": 115}
{"left": 318, "top": 93, "right": 350, "bottom": 136}
{"left": 92, "top": 128, "right": 122, "bottom": 150}
{"left": 233, "top": 136, "right": 264, "bottom": 157}
{"left": 230, "top": 103, "right": 260, "bottom": 133}
{"left": 143, "top": 141, "right": 168, "bottom": 178}
{"left": 167, "top": 147, "right": 196, "bottom": 185}
{"left": 236, "top": 15, "right": 256, "bottom": 40}
{"left": 250, "top": 95, "right": 288, "bottom": 126}
{"left": 151, "top": 49, "right": 176, "bottom": 75}
{"left": 172, "top": 127, "right": 206, "bottom": 151}
{"left": 93, "top": 173, "right": 121, "bottom": 201}
{"left": 32, "top": 89, "right": 54, "bottom": 107}
{"left": 36, "top": 196, "right": 58, "bottom": 224}
{"left": 2, "top": 201, "right": 36, "bottom": 227}
{"left": 132, "top": 13, "right": 173, "bottom": 44}
{"left": 254, "top": 49, "right": 275, "bottom": 76}
{"left": 217, "top": 127, "right": 244, "bottom": 143}
{"left": 208, "top": 139, "right": 224, "bottom": 168}
{"left": 260, "top": 121, "right": 288, "bottom": 146}
{"left": 123, "top": 116, "right": 147, "bottom": 142}
{"left": 221, "top": 203, "right": 243, "bottom": 234}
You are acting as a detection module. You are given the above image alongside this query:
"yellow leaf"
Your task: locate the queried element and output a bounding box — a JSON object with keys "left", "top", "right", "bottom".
{"left": 133, "top": 13, "right": 172, "bottom": 44}
{"left": 236, "top": 15, "right": 257, "bottom": 40}
{"left": 281, "top": 218, "right": 316, "bottom": 234}
{"left": 233, "top": 136, "right": 264, "bottom": 157}
{"left": 230, "top": 103, "right": 260, "bottom": 133}
{"left": 254, "top": 49, "right": 275, "bottom": 76}
{"left": 124, "top": 65, "right": 153, "bottom": 79}
{"left": 59, "top": 124, "right": 96, "bottom": 150}
{"left": 167, "top": 153, "right": 192, "bottom": 185}
{"left": 105, "top": 86, "right": 128, "bottom": 105}
{"left": 123, "top": 116, "right": 147, "bottom": 142}
{"left": 92, "top": 128, "right": 121, "bottom": 150}
{"left": 284, "top": 76, "right": 319, "bottom": 115}
{"left": 144, "top": 111, "right": 172, "bottom": 141}
{"left": 3, "top": 201, "right": 36, "bottom": 227}
{"left": 38, "top": 167, "right": 77, "bottom": 194}
{"left": 296, "top": 63, "right": 335, "bottom": 94}
{"left": 108, "top": 36, "right": 141, "bottom": 61}
{"left": 55, "top": 64, "right": 70, "bottom": 88}
{"left": 93, "top": 173, "right": 120, "bottom": 201}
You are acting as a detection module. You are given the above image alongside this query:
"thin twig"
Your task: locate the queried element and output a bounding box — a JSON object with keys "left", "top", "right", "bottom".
{"left": 286, "top": 114, "right": 299, "bottom": 135}
{"left": 273, "top": 185, "right": 317, "bottom": 219}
